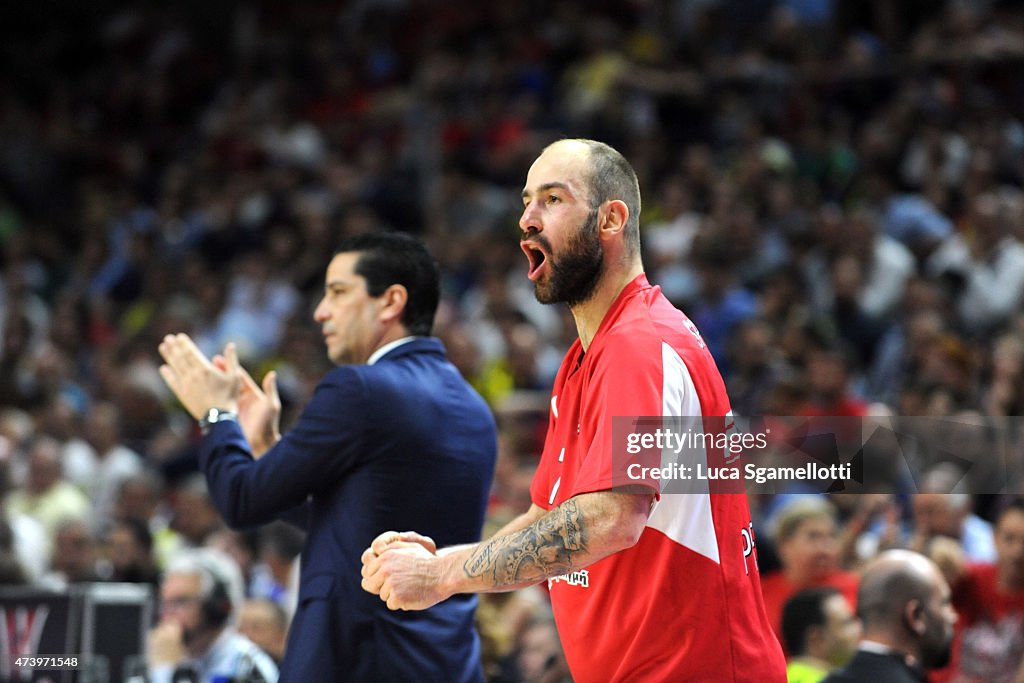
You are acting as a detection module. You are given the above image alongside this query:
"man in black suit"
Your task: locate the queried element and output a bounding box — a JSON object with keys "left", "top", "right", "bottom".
{"left": 823, "top": 549, "right": 957, "bottom": 683}
{"left": 158, "top": 232, "right": 497, "bottom": 682}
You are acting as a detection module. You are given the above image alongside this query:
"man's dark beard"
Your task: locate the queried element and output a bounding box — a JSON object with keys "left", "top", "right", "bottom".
{"left": 920, "top": 629, "right": 953, "bottom": 670}
{"left": 533, "top": 208, "right": 603, "bottom": 307}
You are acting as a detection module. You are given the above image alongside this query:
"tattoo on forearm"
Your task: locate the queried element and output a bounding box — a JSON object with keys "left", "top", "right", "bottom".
{"left": 464, "top": 499, "right": 588, "bottom": 587}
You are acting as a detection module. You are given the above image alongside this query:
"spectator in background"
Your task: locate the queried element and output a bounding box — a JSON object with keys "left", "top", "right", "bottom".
{"left": 106, "top": 516, "right": 160, "bottom": 589}
{"left": 810, "top": 206, "right": 915, "bottom": 322}
{"left": 203, "top": 251, "right": 301, "bottom": 361}
{"left": 866, "top": 286, "right": 945, "bottom": 408}
{"left": 41, "top": 518, "right": 101, "bottom": 588}
{"left": 689, "top": 229, "right": 760, "bottom": 374}
{"left": 761, "top": 497, "right": 860, "bottom": 643}
{"left": 983, "top": 332, "right": 1024, "bottom": 417}
{"left": 801, "top": 205, "right": 911, "bottom": 365}
{"left": 911, "top": 465, "right": 996, "bottom": 564}
{"left": 208, "top": 528, "right": 261, "bottom": 598}
{"left": 148, "top": 549, "right": 278, "bottom": 683}
{"left": 725, "top": 317, "right": 791, "bottom": 417}
{"left": 35, "top": 395, "right": 97, "bottom": 488}
{"left": 112, "top": 471, "right": 163, "bottom": 528}
{"left": 913, "top": 335, "right": 983, "bottom": 412}
{"left": 169, "top": 474, "right": 226, "bottom": 549}
{"left": 0, "top": 314, "right": 36, "bottom": 408}
{"left": 831, "top": 493, "right": 905, "bottom": 570}
{"left": 798, "top": 345, "right": 869, "bottom": 418}
{"left": 237, "top": 598, "right": 289, "bottom": 667}
{"left": 642, "top": 174, "right": 702, "bottom": 304}
{"left": 80, "top": 401, "right": 144, "bottom": 533}
{"left": 476, "top": 584, "right": 551, "bottom": 682}
{"left": 0, "top": 437, "right": 46, "bottom": 581}
{"left": 822, "top": 550, "right": 956, "bottom": 683}
{"left": 112, "top": 471, "right": 181, "bottom": 570}
{"left": 503, "top": 612, "right": 571, "bottom": 683}
{"left": 846, "top": 207, "right": 916, "bottom": 322}
{"left": 927, "top": 191, "right": 1024, "bottom": 336}
{"left": 0, "top": 515, "right": 27, "bottom": 585}
{"left": 782, "top": 587, "right": 860, "bottom": 682}
{"left": 865, "top": 170, "right": 954, "bottom": 265}
{"left": 940, "top": 497, "right": 1024, "bottom": 682}
{"left": 21, "top": 344, "right": 86, "bottom": 417}
{"left": 7, "top": 435, "right": 89, "bottom": 537}
{"left": 253, "top": 522, "right": 303, "bottom": 613}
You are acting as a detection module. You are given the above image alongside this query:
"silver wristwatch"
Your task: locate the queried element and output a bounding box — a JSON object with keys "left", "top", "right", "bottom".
{"left": 199, "top": 407, "right": 238, "bottom": 435}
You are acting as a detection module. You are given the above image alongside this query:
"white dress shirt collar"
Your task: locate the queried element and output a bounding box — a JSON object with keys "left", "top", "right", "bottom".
{"left": 368, "top": 336, "right": 421, "bottom": 365}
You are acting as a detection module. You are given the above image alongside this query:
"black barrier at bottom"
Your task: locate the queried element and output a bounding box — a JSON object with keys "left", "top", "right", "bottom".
{"left": 0, "top": 583, "right": 152, "bottom": 683}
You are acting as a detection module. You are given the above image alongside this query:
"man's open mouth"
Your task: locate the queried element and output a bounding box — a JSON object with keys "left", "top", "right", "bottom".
{"left": 521, "top": 241, "right": 548, "bottom": 281}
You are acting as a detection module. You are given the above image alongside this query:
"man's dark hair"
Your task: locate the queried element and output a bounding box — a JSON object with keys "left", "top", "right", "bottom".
{"left": 335, "top": 231, "right": 441, "bottom": 336}
{"left": 571, "top": 139, "right": 642, "bottom": 259}
{"left": 781, "top": 587, "right": 839, "bottom": 655}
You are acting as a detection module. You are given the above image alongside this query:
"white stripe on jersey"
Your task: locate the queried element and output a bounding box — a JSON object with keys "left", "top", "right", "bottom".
{"left": 646, "top": 342, "right": 721, "bottom": 565}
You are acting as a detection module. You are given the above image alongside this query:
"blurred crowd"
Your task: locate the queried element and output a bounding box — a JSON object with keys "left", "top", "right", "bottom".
{"left": 0, "top": 0, "right": 1023, "bottom": 680}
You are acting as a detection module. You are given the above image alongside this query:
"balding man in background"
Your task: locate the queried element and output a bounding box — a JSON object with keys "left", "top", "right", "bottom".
{"left": 823, "top": 549, "right": 957, "bottom": 683}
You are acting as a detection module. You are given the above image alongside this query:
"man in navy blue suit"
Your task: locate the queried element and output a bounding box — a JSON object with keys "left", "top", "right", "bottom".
{"left": 158, "top": 232, "right": 497, "bottom": 682}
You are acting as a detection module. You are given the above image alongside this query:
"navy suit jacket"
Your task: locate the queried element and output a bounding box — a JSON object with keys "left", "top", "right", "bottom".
{"left": 200, "top": 338, "right": 497, "bottom": 682}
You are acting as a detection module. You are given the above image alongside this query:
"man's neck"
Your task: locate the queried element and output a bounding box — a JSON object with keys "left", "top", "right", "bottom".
{"left": 368, "top": 333, "right": 419, "bottom": 365}
{"left": 570, "top": 264, "right": 643, "bottom": 351}
{"left": 859, "top": 634, "right": 918, "bottom": 665}
{"left": 365, "top": 326, "right": 415, "bottom": 364}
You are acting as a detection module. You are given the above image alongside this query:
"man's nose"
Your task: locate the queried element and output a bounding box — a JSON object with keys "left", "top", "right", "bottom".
{"left": 313, "top": 299, "right": 328, "bottom": 321}
{"left": 519, "top": 202, "right": 542, "bottom": 235}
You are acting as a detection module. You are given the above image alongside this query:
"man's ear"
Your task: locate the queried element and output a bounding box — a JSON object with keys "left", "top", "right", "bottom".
{"left": 903, "top": 599, "right": 926, "bottom": 636}
{"left": 378, "top": 284, "right": 408, "bottom": 325}
{"left": 599, "top": 199, "right": 629, "bottom": 239}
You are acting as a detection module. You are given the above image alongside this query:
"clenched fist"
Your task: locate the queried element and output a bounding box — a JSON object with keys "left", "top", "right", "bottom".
{"left": 360, "top": 531, "right": 451, "bottom": 611}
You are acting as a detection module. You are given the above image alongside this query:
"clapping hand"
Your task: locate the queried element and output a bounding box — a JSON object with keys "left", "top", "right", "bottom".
{"left": 158, "top": 334, "right": 239, "bottom": 419}
{"left": 212, "top": 353, "right": 281, "bottom": 457}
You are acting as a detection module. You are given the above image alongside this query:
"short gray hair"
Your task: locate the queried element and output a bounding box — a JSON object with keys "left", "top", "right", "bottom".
{"left": 165, "top": 548, "right": 245, "bottom": 623}
{"left": 772, "top": 496, "right": 836, "bottom": 544}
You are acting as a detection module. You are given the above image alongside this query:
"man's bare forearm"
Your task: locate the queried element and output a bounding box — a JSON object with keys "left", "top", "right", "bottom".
{"left": 440, "top": 491, "right": 652, "bottom": 593}
{"left": 463, "top": 498, "right": 587, "bottom": 586}
{"left": 436, "top": 504, "right": 547, "bottom": 558}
